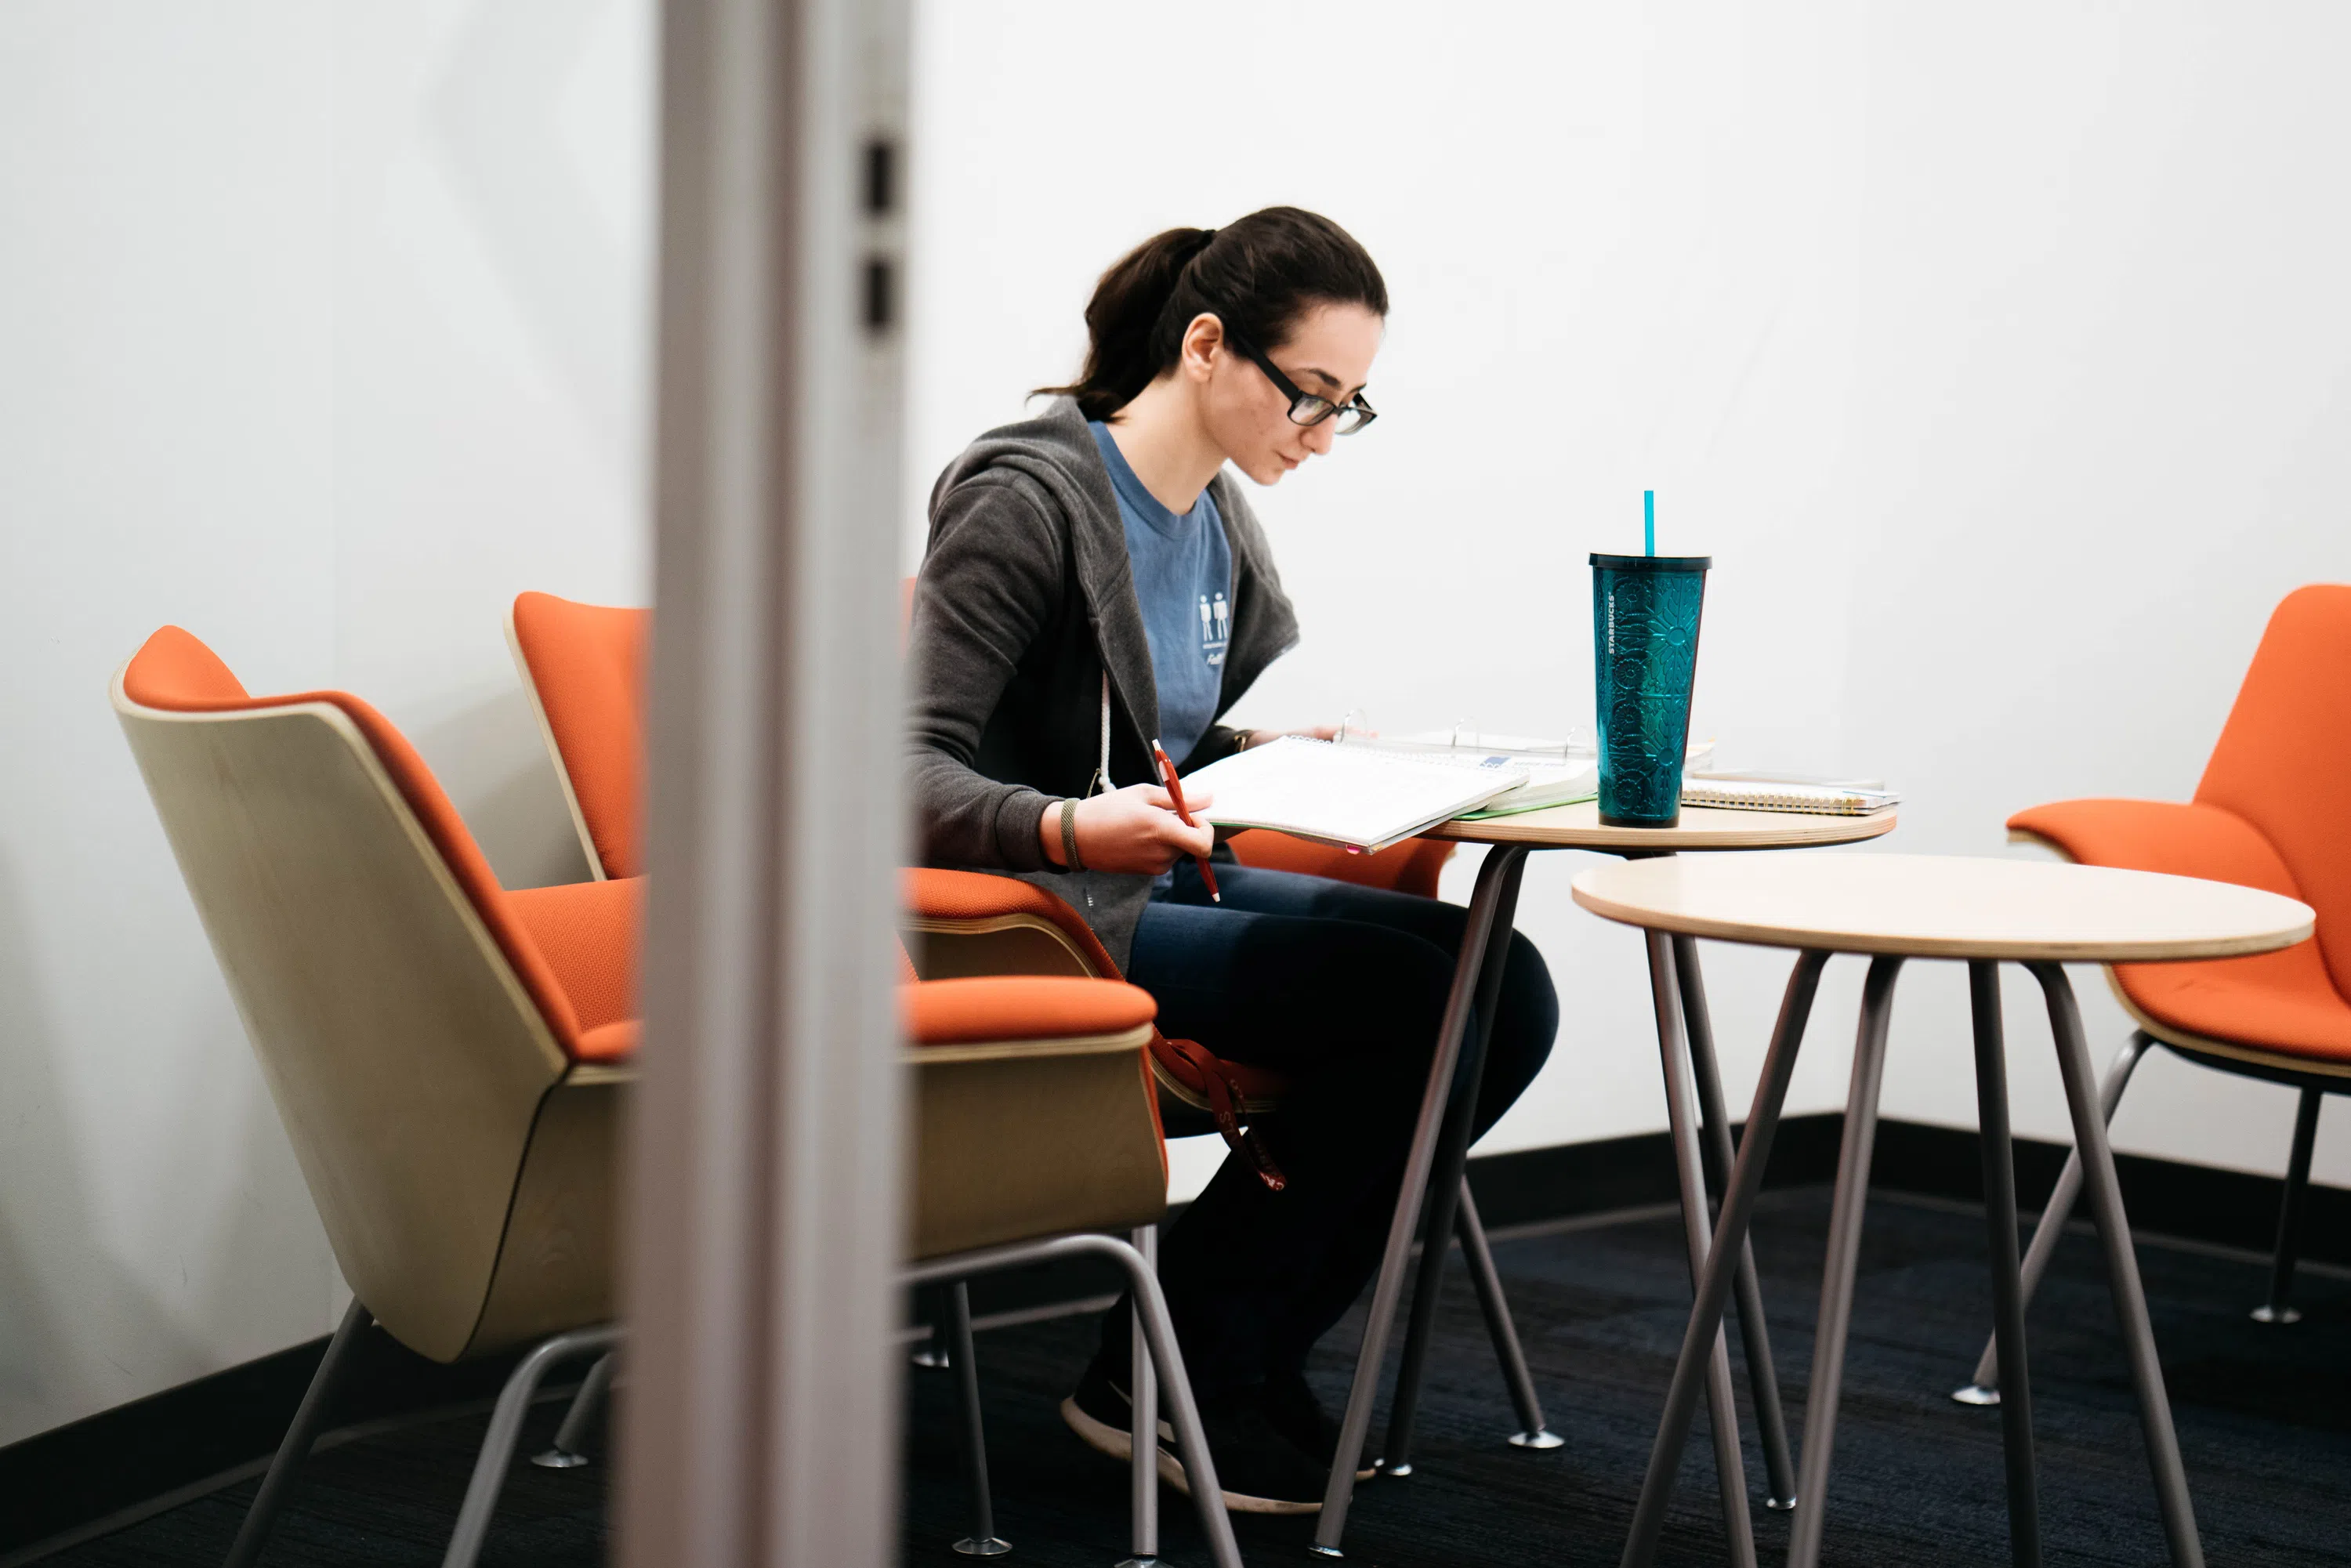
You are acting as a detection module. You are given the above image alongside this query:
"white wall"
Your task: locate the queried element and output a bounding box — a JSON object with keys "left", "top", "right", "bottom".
{"left": 5, "top": 0, "right": 2347, "bottom": 1454}
{"left": 906, "top": 1, "right": 2351, "bottom": 1199}
{"left": 0, "top": 0, "right": 650, "bottom": 1447}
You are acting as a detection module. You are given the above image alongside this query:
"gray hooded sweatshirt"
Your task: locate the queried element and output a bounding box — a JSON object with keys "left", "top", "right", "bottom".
{"left": 907, "top": 397, "right": 1300, "bottom": 968}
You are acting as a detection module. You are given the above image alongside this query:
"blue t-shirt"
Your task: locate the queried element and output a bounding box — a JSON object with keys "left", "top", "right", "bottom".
{"left": 1089, "top": 421, "right": 1232, "bottom": 766}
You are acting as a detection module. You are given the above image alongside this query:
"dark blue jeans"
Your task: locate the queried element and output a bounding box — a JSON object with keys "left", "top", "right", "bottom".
{"left": 1100, "top": 859, "right": 1558, "bottom": 1399}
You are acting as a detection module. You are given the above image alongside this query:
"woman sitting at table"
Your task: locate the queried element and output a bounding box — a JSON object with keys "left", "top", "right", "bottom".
{"left": 907, "top": 205, "right": 1559, "bottom": 1513}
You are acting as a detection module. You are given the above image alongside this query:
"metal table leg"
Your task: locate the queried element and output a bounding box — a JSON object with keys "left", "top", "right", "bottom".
{"left": 2027, "top": 962, "right": 2205, "bottom": 1568}
{"left": 1456, "top": 1183, "right": 1563, "bottom": 1449}
{"left": 1313, "top": 845, "right": 1529, "bottom": 1556}
{"left": 1969, "top": 964, "right": 2041, "bottom": 1567}
{"left": 1644, "top": 932, "right": 1756, "bottom": 1568}
{"left": 1956, "top": 1033, "right": 2148, "bottom": 1403}
{"left": 1118, "top": 1226, "right": 1160, "bottom": 1568}
{"left": 1383, "top": 855, "right": 1527, "bottom": 1476}
{"left": 1783, "top": 955, "right": 1904, "bottom": 1568}
{"left": 1621, "top": 951, "right": 1831, "bottom": 1568}
{"left": 1672, "top": 934, "right": 1799, "bottom": 1510}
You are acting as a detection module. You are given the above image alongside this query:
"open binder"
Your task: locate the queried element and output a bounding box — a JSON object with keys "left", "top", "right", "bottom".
{"left": 1183, "top": 736, "right": 1526, "bottom": 853}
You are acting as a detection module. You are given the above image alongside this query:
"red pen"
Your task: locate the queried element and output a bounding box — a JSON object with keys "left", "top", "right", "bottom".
{"left": 1150, "top": 738, "right": 1220, "bottom": 903}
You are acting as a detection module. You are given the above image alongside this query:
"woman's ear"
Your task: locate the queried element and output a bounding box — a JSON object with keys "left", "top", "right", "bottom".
{"left": 1178, "top": 312, "right": 1226, "bottom": 384}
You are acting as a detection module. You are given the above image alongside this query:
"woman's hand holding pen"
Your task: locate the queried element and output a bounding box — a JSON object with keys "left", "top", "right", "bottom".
{"left": 1038, "top": 783, "right": 1215, "bottom": 874}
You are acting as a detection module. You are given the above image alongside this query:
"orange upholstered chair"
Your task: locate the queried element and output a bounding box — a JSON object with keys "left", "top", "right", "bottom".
{"left": 118, "top": 625, "right": 1240, "bottom": 1568}
{"left": 1953, "top": 585, "right": 2351, "bottom": 1400}
{"left": 508, "top": 589, "right": 1451, "bottom": 1162}
{"left": 508, "top": 592, "right": 650, "bottom": 880}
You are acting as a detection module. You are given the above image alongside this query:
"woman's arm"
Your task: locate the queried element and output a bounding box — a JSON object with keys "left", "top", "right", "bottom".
{"left": 910, "top": 473, "right": 1213, "bottom": 875}
{"left": 907, "top": 474, "right": 1065, "bottom": 871}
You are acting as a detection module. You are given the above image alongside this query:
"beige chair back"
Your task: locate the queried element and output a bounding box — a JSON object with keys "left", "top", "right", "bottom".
{"left": 114, "top": 650, "right": 618, "bottom": 1363}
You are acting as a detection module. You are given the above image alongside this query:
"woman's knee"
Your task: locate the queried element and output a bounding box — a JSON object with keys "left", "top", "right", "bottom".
{"left": 1487, "top": 929, "right": 1559, "bottom": 1091}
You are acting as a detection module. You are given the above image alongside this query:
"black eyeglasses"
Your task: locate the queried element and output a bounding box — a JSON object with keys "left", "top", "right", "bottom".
{"left": 1226, "top": 331, "right": 1377, "bottom": 434}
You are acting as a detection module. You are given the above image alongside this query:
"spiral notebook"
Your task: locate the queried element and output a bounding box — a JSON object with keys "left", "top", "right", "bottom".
{"left": 1182, "top": 736, "right": 1527, "bottom": 853}
{"left": 1679, "top": 773, "right": 1900, "bottom": 817}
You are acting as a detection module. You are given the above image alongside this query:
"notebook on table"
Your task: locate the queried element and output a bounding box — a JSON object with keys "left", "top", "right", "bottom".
{"left": 1182, "top": 736, "right": 1527, "bottom": 853}
{"left": 1679, "top": 773, "right": 1900, "bottom": 817}
{"left": 1335, "top": 734, "right": 1594, "bottom": 817}
{"left": 1337, "top": 731, "right": 1716, "bottom": 819}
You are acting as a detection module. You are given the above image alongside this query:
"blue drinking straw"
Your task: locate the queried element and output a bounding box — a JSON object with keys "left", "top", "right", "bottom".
{"left": 1644, "top": 490, "right": 1655, "bottom": 556}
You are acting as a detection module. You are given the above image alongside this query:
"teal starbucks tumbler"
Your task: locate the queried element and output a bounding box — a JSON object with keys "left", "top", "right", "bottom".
{"left": 1591, "top": 553, "right": 1712, "bottom": 828}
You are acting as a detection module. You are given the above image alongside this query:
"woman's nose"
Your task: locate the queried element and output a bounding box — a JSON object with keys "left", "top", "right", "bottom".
{"left": 1303, "top": 418, "right": 1337, "bottom": 455}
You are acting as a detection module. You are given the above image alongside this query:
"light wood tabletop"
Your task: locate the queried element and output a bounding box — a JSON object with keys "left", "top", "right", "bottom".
{"left": 1570, "top": 852, "right": 2314, "bottom": 961}
{"left": 1422, "top": 800, "right": 1898, "bottom": 852}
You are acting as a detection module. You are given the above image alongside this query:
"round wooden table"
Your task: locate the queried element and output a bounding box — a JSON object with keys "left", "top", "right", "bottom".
{"left": 1422, "top": 798, "right": 1900, "bottom": 852}
{"left": 1571, "top": 853, "right": 2313, "bottom": 1568}
{"left": 1313, "top": 805, "right": 1896, "bottom": 1563}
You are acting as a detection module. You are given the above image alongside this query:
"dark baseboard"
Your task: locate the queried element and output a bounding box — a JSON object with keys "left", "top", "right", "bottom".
{"left": 5, "top": 1112, "right": 2342, "bottom": 1558}
{"left": 1870, "top": 1117, "right": 2351, "bottom": 1269}
{"left": 0, "top": 1324, "right": 534, "bottom": 1558}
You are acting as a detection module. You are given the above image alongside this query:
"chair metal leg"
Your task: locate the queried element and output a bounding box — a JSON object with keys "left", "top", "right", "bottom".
{"left": 2028, "top": 962, "right": 2204, "bottom": 1568}
{"left": 531, "top": 1351, "right": 617, "bottom": 1469}
{"left": 1315, "top": 846, "right": 1527, "bottom": 1555}
{"left": 949, "top": 1283, "right": 1011, "bottom": 1557}
{"left": 1381, "top": 852, "right": 1524, "bottom": 1476}
{"left": 223, "top": 1297, "right": 373, "bottom": 1568}
{"left": 1456, "top": 1185, "right": 1561, "bottom": 1449}
{"left": 1784, "top": 956, "right": 1904, "bottom": 1568}
{"left": 1957, "top": 1032, "right": 2149, "bottom": 1403}
{"left": 1115, "top": 1241, "right": 1242, "bottom": 1568}
{"left": 1118, "top": 1225, "right": 1160, "bottom": 1568}
{"left": 906, "top": 1234, "right": 1242, "bottom": 1568}
{"left": 2253, "top": 1087, "right": 2323, "bottom": 1325}
{"left": 1969, "top": 964, "right": 2042, "bottom": 1568}
{"left": 1644, "top": 931, "right": 1755, "bottom": 1568}
{"left": 1672, "top": 933, "right": 1799, "bottom": 1510}
{"left": 1621, "top": 950, "right": 1831, "bottom": 1568}
{"left": 440, "top": 1324, "right": 620, "bottom": 1568}
{"left": 914, "top": 1284, "right": 954, "bottom": 1367}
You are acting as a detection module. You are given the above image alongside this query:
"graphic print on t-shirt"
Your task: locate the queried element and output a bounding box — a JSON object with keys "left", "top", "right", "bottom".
{"left": 1087, "top": 418, "right": 1231, "bottom": 763}
{"left": 1201, "top": 592, "right": 1230, "bottom": 667}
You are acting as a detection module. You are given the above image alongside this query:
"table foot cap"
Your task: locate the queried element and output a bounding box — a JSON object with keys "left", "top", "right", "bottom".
{"left": 1507, "top": 1429, "right": 1565, "bottom": 1450}
{"left": 2250, "top": 1304, "right": 2302, "bottom": 1325}
{"left": 1306, "top": 1545, "right": 1346, "bottom": 1559}
{"left": 1379, "top": 1461, "right": 1414, "bottom": 1478}
{"left": 953, "top": 1538, "right": 1012, "bottom": 1557}
{"left": 530, "top": 1448, "right": 590, "bottom": 1469}
{"left": 1765, "top": 1495, "right": 1798, "bottom": 1512}
{"left": 1115, "top": 1557, "right": 1160, "bottom": 1567}
{"left": 1951, "top": 1383, "right": 2001, "bottom": 1407}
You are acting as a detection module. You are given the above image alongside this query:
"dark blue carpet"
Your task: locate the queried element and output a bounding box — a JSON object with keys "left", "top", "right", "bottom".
{"left": 38, "top": 1190, "right": 2351, "bottom": 1566}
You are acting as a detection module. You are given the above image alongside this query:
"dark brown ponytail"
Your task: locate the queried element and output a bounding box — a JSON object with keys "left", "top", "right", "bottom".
{"left": 1038, "top": 206, "right": 1387, "bottom": 422}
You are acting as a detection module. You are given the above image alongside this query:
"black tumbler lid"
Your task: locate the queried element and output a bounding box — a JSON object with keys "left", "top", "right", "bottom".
{"left": 1590, "top": 552, "right": 1712, "bottom": 572}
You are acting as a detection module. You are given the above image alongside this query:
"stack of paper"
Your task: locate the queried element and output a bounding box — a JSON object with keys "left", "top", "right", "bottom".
{"left": 1341, "top": 732, "right": 1717, "bottom": 818}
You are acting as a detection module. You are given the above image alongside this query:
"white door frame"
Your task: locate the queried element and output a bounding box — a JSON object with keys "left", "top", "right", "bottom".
{"left": 619, "top": 0, "right": 911, "bottom": 1561}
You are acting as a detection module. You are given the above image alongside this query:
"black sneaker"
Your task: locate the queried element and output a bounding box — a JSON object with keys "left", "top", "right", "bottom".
{"left": 1263, "top": 1370, "right": 1376, "bottom": 1481}
{"left": 1059, "top": 1356, "right": 1141, "bottom": 1463}
{"left": 1060, "top": 1360, "right": 1329, "bottom": 1515}
{"left": 1172, "top": 1389, "right": 1330, "bottom": 1515}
